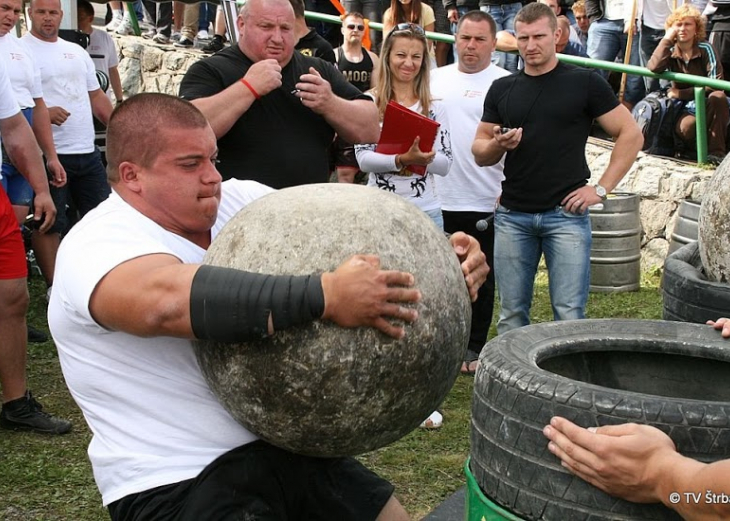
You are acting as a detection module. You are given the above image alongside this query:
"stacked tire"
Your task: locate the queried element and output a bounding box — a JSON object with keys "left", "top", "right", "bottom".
{"left": 470, "top": 319, "right": 730, "bottom": 520}
{"left": 662, "top": 242, "right": 730, "bottom": 323}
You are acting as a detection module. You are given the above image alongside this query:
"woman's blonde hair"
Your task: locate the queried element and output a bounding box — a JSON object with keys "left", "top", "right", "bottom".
{"left": 373, "top": 26, "right": 431, "bottom": 119}
{"left": 665, "top": 4, "right": 706, "bottom": 42}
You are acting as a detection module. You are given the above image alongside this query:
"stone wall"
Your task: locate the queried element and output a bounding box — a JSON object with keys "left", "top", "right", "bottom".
{"left": 112, "top": 34, "right": 715, "bottom": 270}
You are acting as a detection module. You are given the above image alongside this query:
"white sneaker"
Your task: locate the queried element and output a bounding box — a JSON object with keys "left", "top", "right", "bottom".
{"left": 419, "top": 410, "right": 443, "bottom": 430}
{"left": 105, "top": 12, "right": 123, "bottom": 32}
{"left": 171, "top": 30, "right": 181, "bottom": 42}
{"left": 115, "top": 15, "right": 133, "bottom": 35}
{"left": 197, "top": 29, "right": 210, "bottom": 40}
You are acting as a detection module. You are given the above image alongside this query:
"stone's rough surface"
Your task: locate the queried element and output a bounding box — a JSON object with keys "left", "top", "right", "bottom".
{"left": 699, "top": 162, "right": 730, "bottom": 282}
{"left": 194, "top": 184, "right": 472, "bottom": 457}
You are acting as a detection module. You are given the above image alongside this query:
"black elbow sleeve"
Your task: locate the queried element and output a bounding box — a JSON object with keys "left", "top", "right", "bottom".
{"left": 190, "top": 265, "right": 325, "bottom": 342}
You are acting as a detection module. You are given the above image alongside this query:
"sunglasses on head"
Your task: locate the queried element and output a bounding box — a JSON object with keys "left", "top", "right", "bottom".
{"left": 346, "top": 23, "right": 365, "bottom": 31}
{"left": 387, "top": 22, "right": 426, "bottom": 38}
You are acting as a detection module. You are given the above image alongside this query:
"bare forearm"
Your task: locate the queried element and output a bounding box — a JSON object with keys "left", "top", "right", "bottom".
{"left": 90, "top": 89, "right": 114, "bottom": 126}
{"left": 31, "top": 100, "right": 59, "bottom": 161}
{"left": 324, "top": 98, "right": 379, "bottom": 143}
{"left": 472, "top": 137, "right": 505, "bottom": 166}
{"left": 2, "top": 114, "right": 50, "bottom": 195}
{"left": 192, "top": 82, "right": 256, "bottom": 138}
{"left": 598, "top": 128, "right": 641, "bottom": 192}
{"left": 109, "top": 67, "right": 123, "bottom": 103}
{"left": 657, "top": 455, "right": 730, "bottom": 520}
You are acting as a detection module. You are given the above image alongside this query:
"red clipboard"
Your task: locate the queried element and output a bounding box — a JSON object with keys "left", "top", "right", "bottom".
{"left": 375, "top": 100, "right": 440, "bottom": 175}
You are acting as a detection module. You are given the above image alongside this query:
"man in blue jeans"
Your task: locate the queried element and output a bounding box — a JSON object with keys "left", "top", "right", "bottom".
{"left": 472, "top": 2, "right": 641, "bottom": 334}
{"left": 585, "top": 0, "right": 644, "bottom": 107}
{"left": 479, "top": 0, "right": 521, "bottom": 71}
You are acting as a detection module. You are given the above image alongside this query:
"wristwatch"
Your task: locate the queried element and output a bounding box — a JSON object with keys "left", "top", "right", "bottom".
{"left": 593, "top": 184, "right": 608, "bottom": 200}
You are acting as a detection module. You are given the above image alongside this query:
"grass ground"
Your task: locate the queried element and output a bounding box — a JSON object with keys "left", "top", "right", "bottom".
{"left": 1, "top": 266, "right": 663, "bottom": 520}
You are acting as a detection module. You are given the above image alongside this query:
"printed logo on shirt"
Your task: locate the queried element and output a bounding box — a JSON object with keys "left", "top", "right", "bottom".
{"left": 463, "top": 89, "right": 485, "bottom": 99}
{"left": 63, "top": 53, "right": 78, "bottom": 59}
{"left": 9, "top": 53, "right": 25, "bottom": 61}
{"left": 299, "top": 48, "right": 314, "bottom": 57}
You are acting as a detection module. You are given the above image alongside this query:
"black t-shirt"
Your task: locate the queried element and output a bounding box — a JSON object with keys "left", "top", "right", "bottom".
{"left": 482, "top": 62, "right": 618, "bottom": 213}
{"left": 180, "top": 46, "right": 367, "bottom": 188}
{"left": 296, "top": 29, "right": 336, "bottom": 64}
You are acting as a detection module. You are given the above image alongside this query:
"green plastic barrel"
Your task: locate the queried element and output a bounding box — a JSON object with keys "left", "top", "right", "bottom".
{"left": 464, "top": 458, "right": 525, "bottom": 521}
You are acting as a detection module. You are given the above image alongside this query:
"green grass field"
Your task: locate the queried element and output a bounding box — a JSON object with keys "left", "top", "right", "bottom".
{"left": 1, "top": 267, "right": 663, "bottom": 520}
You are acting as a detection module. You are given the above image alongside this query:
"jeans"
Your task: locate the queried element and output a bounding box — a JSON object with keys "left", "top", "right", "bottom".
{"left": 50, "top": 148, "right": 110, "bottom": 235}
{"left": 587, "top": 18, "right": 645, "bottom": 105}
{"left": 343, "top": 0, "right": 383, "bottom": 53}
{"left": 480, "top": 3, "right": 521, "bottom": 73}
{"left": 639, "top": 25, "right": 666, "bottom": 93}
{"left": 424, "top": 208, "right": 444, "bottom": 230}
{"left": 494, "top": 204, "right": 591, "bottom": 335}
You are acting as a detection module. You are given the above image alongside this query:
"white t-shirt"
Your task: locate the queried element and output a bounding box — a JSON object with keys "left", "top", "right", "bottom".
{"left": 22, "top": 33, "right": 99, "bottom": 154}
{"left": 356, "top": 99, "right": 452, "bottom": 214}
{"left": 87, "top": 29, "right": 118, "bottom": 101}
{"left": 48, "top": 180, "right": 274, "bottom": 506}
{"left": 430, "top": 63, "right": 510, "bottom": 212}
{"left": 0, "top": 58, "right": 21, "bottom": 176}
{"left": 0, "top": 33, "right": 42, "bottom": 109}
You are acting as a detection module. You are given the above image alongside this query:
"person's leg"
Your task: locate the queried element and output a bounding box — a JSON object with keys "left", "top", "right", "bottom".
{"left": 0, "top": 189, "right": 70, "bottom": 434}
{"left": 618, "top": 24, "right": 645, "bottom": 107}
{"left": 0, "top": 201, "right": 29, "bottom": 402}
{"left": 541, "top": 206, "right": 591, "bottom": 322}
{"left": 31, "top": 156, "right": 70, "bottom": 290}
{"left": 176, "top": 2, "right": 199, "bottom": 46}
{"left": 482, "top": 4, "right": 508, "bottom": 69}
{"left": 587, "top": 19, "right": 620, "bottom": 79}
{"left": 362, "top": 0, "right": 382, "bottom": 53}
{"left": 500, "top": 2, "right": 521, "bottom": 73}
{"left": 494, "top": 205, "right": 541, "bottom": 335}
{"left": 443, "top": 210, "right": 495, "bottom": 371}
{"left": 639, "top": 25, "right": 665, "bottom": 93}
{"left": 106, "top": 1, "right": 124, "bottom": 31}
{"left": 675, "top": 110, "right": 697, "bottom": 153}
{"left": 68, "top": 150, "right": 111, "bottom": 219}
{"left": 706, "top": 90, "right": 729, "bottom": 157}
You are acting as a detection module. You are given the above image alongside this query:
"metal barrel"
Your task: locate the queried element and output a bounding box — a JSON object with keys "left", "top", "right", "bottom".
{"left": 589, "top": 193, "right": 641, "bottom": 293}
{"left": 668, "top": 199, "right": 700, "bottom": 255}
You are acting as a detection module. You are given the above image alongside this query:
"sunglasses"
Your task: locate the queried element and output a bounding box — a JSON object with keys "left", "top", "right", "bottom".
{"left": 346, "top": 23, "right": 365, "bottom": 31}
{"left": 387, "top": 22, "right": 426, "bottom": 38}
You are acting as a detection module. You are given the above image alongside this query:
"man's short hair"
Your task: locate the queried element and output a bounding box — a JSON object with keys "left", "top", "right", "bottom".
{"left": 455, "top": 10, "right": 497, "bottom": 39}
{"left": 341, "top": 11, "right": 364, "bottom": 22}
{"left": 77, "top": 0, "right": 94, "bottom": 18}
{"left": 106, "top": 93, "right": 209, "bottom": 183}
{"left": 288, "top": 0, "right": 305, "bottom": 19}
{"left": 665, "top": 4, "right": 706, "bottom": 41}
{"left": 571, "top": 0, "right": 586, "bottom": 15}
{"left": 515, "top": 2, "right": 558, "bottom": 33}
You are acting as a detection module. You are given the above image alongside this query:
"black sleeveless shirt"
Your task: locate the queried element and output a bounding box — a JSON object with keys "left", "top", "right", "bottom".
{"left": 336, "top": 47, "right": 374, "bottom": 92}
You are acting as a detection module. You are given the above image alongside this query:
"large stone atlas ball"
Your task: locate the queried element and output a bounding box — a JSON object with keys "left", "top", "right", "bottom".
{"left": 194, "top": 183, "right": 471, "bottom": 457}
{"left": 699, "top": 160, "right": 730, "bottom": 283}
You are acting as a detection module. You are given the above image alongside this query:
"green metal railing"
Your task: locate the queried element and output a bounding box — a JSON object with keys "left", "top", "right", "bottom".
{"left": 306, "top": 9, "right": 730, "bottom": 164}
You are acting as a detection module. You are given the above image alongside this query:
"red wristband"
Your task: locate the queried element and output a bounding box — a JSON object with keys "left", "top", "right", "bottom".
{"left": 240, "top": 78, "right": 260, "bottom": 100}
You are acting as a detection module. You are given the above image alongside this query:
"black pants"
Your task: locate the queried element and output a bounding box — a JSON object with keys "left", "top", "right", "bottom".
{"left": 443, "top": 210, "right": 495, "bottom": 361}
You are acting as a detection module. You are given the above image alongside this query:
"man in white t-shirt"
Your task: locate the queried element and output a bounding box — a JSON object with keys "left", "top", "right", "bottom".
{"left": 0, "top": 58, "right": 70, "bottom": 435}
{"left": 77, "top": 0, "right": 123, "bottom": 103}
{"left": 48, "top": 92, "right": 488, "bottom": 520}
{"left": 0, "top": 0, "right": 66, "bottom": 225}
{"left": 23, "top": 0, "right": 113, "bottom": 298}
{"left": 431, "top": 10, "right": 509, "bottom": 375}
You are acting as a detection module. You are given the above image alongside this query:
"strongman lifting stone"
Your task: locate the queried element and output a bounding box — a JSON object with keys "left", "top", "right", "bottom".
{"left": 194, "top": 183, "right": 471, "bottom": 457}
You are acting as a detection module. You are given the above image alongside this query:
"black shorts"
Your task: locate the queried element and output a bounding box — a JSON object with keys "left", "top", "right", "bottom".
{"left": 108, "top": 440, "right": 395, "bottom": 521}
